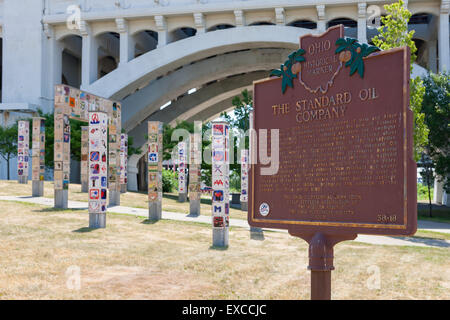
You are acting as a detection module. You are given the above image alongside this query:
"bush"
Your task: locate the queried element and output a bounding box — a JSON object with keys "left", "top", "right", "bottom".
{"left": 162, "top": 169, "right": 178, "bottom": 193}
{"left": 417, "top": 183, "right": 433, "bottom": 201}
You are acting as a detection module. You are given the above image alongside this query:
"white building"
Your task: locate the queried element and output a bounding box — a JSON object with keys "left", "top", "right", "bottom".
{"left": 0, "top": 0, "right": 448, "bottom": 202}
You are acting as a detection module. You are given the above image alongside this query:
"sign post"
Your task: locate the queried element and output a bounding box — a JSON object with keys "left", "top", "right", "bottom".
{"left": 249, "top": 25, "right": 417, "bottom": 299}
{"left": 31, "top": 117, "right": 45, "bottom": 196}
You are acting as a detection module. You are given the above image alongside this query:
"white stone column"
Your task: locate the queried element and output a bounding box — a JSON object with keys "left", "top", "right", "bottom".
{"left": 438, "top": 1, "right": 449, "bottom": 72}
{"left": 116, "top": 18, "right": 135, "bottom": 67}
{"left": 44, "top": 24, "right": 64, "bottom": 99}
{"left": 234, "top": 10, "right": 245, "bottom": 27}
{"left": 316, "top": 5, "right": 326, "bottom": 33}
{"left": 434, "top": 178, "right": 444, "bottom": 204}
{"left": 357, "top": 2, "right": 367, "bottom": 43}
{"left": 194, "top": 13, "right": 206, "bottom": 34}
{"left": 155, "top": 15, "right": 168, "bottom": 47}
{"left": 127, "top": 166, "right": 139, "bottom": 191}
{"left": 275, "top": 8, "right": 285, "bottom": 26}
{"left": 80, "top": 21, "right": 98, "bottom": 88}
{"left": 428, "top": 40, "right": 438, "bottom": 73}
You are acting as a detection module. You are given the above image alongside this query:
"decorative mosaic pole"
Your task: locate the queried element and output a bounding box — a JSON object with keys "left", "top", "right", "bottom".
{"left": 178, "top": 141, "right": 187, "bottom": 202}
{"left": 53, "top": 109, "right": 70, "bottom": 208}
{"left": 148, "top": 121, "right": 163, "bottom": 220}
{"left": 80, "top": 126, "right": 89, "bottom": 193}
{"left": 240, "top": 149, "right": 249, "bottom": 211}
{"left": 17, "top": 120, "right": 30, "bottom": 184}
{"left": 88, "top": 111, "right": 108, "bottom": 228}
{"left": 32, "top": 117, "right": 45, "bottom": 196}
{"left": 211, "top": 119, "right": 230, "bottom": 247}
{"left": 108, "top": 102, "right": 122, "bottom": 207}
{"left": 189, "top": 126, "right": 202, "bottom": 216}
{"left": 120, "top": 133, "right": 128, "bottom": 193}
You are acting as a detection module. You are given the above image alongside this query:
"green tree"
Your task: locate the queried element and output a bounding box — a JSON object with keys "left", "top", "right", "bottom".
{"left": 0, "top": 124, "right": 18, "bottom": 180}
{"left": 421, "top": 72, "right": 450, "bottom": 192}
{"left": 372, "top": 0, "right": 428, "bottom": 161}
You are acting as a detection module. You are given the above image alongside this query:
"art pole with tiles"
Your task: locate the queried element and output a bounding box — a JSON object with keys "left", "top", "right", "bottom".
{"left": 81, "top": 126, "right": 89, "bottom": 193}
{"left": 120, "top": 133, "right": 128, "bottom": 193}
{"left": 53, "top": 85, "right": 121, "bottom": 209}
{"left": 88, "top": 111, "right": 108, "bottom": 228}
{"left": 17, "top": 120, "right": 30, "bottom": 184}
{"left": 148, "top": 121, "right": 163, "bottom": 220}
{"left": 211, "top": 119, "right": 230, "bottom": 247}
{"left": 240, "top": 149, "right": 249, "bottom": 211}
{"left": 31, "top": 117, "right": 45, "bottom": 196}
{"left": 189, "top": 125, "right": 202, "bottom": 216}
{"left": 178, "top": 141, "right": 187, "bottom": 202}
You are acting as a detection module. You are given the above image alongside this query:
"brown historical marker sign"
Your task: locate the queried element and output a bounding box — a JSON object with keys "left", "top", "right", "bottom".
{"left": 249, "top": 25, "right": 417, "bottom": 300}
{"left": 249, "top": 25, "right": 417, "bottom": 238}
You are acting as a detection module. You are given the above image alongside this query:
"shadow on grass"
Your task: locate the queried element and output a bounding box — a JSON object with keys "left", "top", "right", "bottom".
{"left": 141, "top": 219, "right": 160, "bottom": 225}
{"left": 209, "top": 245, "right": 229, "bottom": 251}
{"left": 72, "top": 227, "right": 95, "bottom": 233}
{"left": 34, "top": 207, "right": 87, "bottom": 213}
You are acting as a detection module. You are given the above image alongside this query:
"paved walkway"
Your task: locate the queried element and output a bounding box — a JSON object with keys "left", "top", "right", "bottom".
{"left": 1, "top": 195, "right": 449, "bottom": 249}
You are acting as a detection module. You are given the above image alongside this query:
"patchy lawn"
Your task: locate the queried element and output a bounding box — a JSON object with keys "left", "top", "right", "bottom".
{"left": 0, "top": 200, "right": 448, "bottom": 300}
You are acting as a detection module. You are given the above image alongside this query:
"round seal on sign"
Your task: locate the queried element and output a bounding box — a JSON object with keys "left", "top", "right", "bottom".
{"left": 259, "top": 202, "right": 270, "bottom": 216}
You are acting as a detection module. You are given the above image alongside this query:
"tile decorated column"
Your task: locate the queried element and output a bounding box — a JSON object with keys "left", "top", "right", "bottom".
{"left": 17, "top": 120, "right": 30, "bottom": 184}
{"left": 88, "top": 111, "right": 108, "bottom": 228}
{"left": 120, "top": 133, "right": 128, "bottom": 193}
{"left": 81, "top": 126, "right": 89, "bottom": 192}
{"left": 32, "top": 117, "right": 45, "bottom": 196}
{"left": 178, "top": 141, "right": 187, "bottom": 202}
{"left": 240, "top": 149, "right": 249, "bottom": 211}
{"left": 108, "top": 102, "right": 122, "bottom": 206}
{"left": 211, "top": 119, "right": 230, "bottom": 247}
{"left": 189, "top": 126, "right": 202, "bottom": 216}
{"left": 148, "top": 121, "right": 163, "bottom": 220}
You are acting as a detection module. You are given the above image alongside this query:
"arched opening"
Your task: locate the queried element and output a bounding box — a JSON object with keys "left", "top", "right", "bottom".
{"left": 96, "top": 32, "right": 120, "bottom": 79}
{"left": 327, "top": 18, "right": 357, "bottom": 38}
{"left": 133, "top": 30, "right": 158, "bottom": 58}
{"left": 61, "top": 35, "right": 82, "bottom": 88}
{"left": 248, "top": 21, "right": 275, "bottom": 26}
{"left": 98, "top": 56, "right": 118, "bottom": 79}
{"left": 409, "top": 13, "right": 437, "bottom": 72}
{"left": 207, "top": 24, "right": 235, "bottom": 32}
{"left": 287, "top": 20, "right": 317, "bottom": 29}
{"left": 169, "top": 27, "right": 197, "bottom": 43}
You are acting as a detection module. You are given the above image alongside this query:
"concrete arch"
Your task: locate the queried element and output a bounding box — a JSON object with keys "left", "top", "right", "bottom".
{"left": 121, "top": 48, "right": 291, "bottom": 132}
{"left": 92, "top": 22, "right": 118, "bottom": 37}
{"left": 409, "top": 4, "right": 440, "bottom": 16}
{"left": 131, "top": 27, "right": 158, "bottom": 37}
{"left": 56, "top": 30, "right": 81, "bottom": 41}
{"left": 83, "top": 26, "right": 313, "bottom": 100}
{"left": 126, "top": 71, "right": 267, "bottom": 150}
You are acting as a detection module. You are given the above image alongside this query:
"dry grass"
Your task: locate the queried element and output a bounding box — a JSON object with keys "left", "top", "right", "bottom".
{"left": 0, "top": 200, "right": 448, "bottom": 300}
{"left": 0, "top": 180, "right": 247, "bottom": 220}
